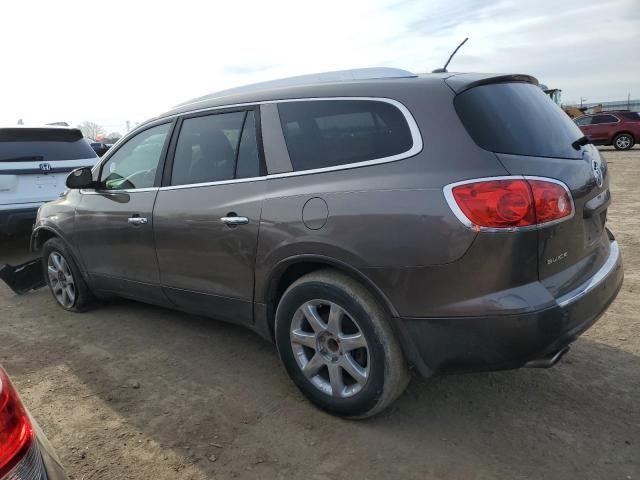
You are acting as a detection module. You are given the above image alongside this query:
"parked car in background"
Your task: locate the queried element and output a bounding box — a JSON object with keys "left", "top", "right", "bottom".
{"left": 574, "top": 111, "right": 640, "bottom": 150}
{"left": 86, "top": 140, "right": 111, "bottom": 157}
{"left": 32, "top": 68, "right": 623, "bottom": 418}
{"left": 0, "top": 126, "right": 97, "bottom": 235}
{"left": 0, "top": 366, "right": 68, "bottom": 479}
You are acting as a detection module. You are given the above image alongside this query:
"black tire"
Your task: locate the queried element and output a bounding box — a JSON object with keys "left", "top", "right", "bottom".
{"left": 42, "top": 237, "right": 94, "bottom": 312}
{"left": 275, "top": 270, "right": 409, "bottom": 419}
{"left": 613, "top": 133, "right": 634, "bottom": 150}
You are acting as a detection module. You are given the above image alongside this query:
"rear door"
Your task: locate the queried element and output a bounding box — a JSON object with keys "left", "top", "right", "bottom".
{"left": 0, "top": 128, "right": 97, "bottom": 209}
{"left": 453, "top": 82, "right": 610, "bottom": 292}
{"left": 153, "top": 107, "right": 265, "bottom": 325}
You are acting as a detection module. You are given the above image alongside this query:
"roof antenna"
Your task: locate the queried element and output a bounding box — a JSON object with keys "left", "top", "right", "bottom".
{"left": 432, "top": 37, "right": 469, "bottom": 73}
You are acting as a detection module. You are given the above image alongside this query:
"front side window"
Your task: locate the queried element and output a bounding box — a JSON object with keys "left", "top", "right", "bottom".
{"left": 574, "top": 116, "right": 592, "bottom": 127}
{"left": 277, "top": 100, "right": 413, "bottom": 172}
{"left": 591, "top": 114, "right": 618, "bottom": 125}
{"left": 171, "top": 111, "right": 248, "bottom": 186}
{"left": 100, "top": 123, "right": 170, "bottom": 190}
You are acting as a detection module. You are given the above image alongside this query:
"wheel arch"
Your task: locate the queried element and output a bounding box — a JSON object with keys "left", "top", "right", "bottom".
{"left": 31, "top": 226, "right": 59, "bottom": 251}
{"left": 32, "top": 226, "right": 89, "bottom": 279}
{"left": 613, "top": 130, "right": 636, "bottom": 143}
{"left": 263, "top": 255, "right": 399, "bottom": 341}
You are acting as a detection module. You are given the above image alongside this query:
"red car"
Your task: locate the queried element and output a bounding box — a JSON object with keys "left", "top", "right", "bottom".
{"left": 0, "top": 366, "right": 68, "bottom": 480}
{"left": 574, "top": 111, "right": 640, "bottom": 150}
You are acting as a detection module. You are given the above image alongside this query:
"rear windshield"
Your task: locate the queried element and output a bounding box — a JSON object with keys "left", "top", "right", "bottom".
{"left": 455, "top": 83, "right": 584, "bottom": 159}
{"left": 0, "top": 128, "right": 97, "bottom": 162}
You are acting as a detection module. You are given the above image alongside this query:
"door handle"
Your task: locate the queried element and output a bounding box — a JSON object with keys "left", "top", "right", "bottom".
{"left": 220, "top": 216, "right": 249, "bottom": 226}
{"left": 128, "top": 217, "right": 148, "bottom": 226}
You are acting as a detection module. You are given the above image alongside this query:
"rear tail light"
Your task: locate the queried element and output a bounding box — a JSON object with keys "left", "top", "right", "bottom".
{"left": 0, "top": 368, "right": 34, "bottom": 478}
{"left": 445, "top": 177, "right": 573, "bottom": 230}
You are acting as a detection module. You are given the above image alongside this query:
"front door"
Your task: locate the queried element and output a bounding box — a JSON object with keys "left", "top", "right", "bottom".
{"left": 153, "top": 108, "right": 265, "bottom": 325}
{"left": 74, "top": 121, "right": 173, "bottom": 304}
{"left": 589, "top": 114, "right": 619, "bottom": 144}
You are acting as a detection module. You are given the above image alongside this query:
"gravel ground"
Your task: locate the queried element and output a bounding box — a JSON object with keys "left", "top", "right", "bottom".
{"left": 0, "top": 147, "right": 638, "bottom": 480}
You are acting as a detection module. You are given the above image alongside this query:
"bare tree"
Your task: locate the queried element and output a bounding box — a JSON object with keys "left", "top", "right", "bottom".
{"left": 78, "top": 121, "right": 105, "bottom": 140}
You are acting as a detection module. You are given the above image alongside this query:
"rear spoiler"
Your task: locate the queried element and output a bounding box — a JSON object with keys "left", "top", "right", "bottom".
{"left": 444, "top": 73, "right": 539, "bottom": 94}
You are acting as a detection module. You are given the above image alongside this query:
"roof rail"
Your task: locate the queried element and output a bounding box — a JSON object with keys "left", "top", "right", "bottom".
{"left": 176, "top": 67, "right": 417, "bottom": 107}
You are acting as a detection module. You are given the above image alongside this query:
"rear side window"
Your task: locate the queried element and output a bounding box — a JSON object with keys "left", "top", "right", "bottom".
{"left": 591, "top": 114, "right": 618, "bottom": 124}
{"left": 455, "top": 83, "right": 584, "bottom": 159}
{"left": 0, "top": 128, "right": 97, "bottom": 162}
{"left": 621, "top": 111, "right": 640, "bottom": 121}
{"left": 277, "top": 100, "right": 413, "bottom": 172}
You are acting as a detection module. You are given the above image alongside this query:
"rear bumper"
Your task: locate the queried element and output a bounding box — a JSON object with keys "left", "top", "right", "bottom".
{"left": 396, "top": 236, "right": 624, "bottom": 377}
{"left": 0, "top": 207, "right": 38, "bottom": 235}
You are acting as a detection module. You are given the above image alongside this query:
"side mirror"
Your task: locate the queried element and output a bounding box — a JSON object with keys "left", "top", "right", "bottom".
{"left": 66, "top": 167, "right": 94, "bottom": 189}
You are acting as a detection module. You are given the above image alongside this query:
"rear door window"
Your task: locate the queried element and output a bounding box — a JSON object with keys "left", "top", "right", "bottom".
{"left": 235, "top": 110, "right": 261, "bottom": 179}
{"left": 171, "top": 111, "right": 254, "bottom": 186}
{"left": 455, "top": 83, "right": 584, "bottom": 159}
{"left": 590, "top": 114, "right": 618, "bottom": 125}
{"left": 277, "top": 100, "right": 413, "bottom": 171}
{"left": 0, "top": 128, "right": 97, "bottom": 162}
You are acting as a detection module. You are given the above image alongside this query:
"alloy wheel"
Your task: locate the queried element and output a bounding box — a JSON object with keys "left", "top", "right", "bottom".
{"left": 616, "top": 136, "right": 631, "bottom": 149}
{"left": 47, "top": 252, "right": 76, "bottom": 308}
{"left": 290, "top": 300, "right": 370, "bottom": 398}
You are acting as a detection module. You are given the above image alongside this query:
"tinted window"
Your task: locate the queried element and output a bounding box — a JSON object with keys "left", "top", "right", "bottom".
{"left": 621, "top": 111, "right": 640, "bottom": 121}
{"left": 0, "top": 128, "right": 97, "bottom": 162}
{"left": 100, "top": 123, "right": 170, "bottom": 190}
{"left": 171, "top": 112, "right": 245, "bottom": 186}
{"left": 591, "top": 114, "right": 618, "bottom": 125}
{"left": 235, "top": 110, "right": 261, "bottom": 179}
{"left": 455, "top": 83, "right": 584, "bottom": 159}
{"left": 278, "top": 100, "right": 413, "bottom": 171}
{"left": 574, "top": 116, "right": 592, "bottom": 126}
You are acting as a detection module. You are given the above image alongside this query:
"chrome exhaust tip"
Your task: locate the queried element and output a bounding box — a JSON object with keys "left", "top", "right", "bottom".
{"left": 525, "top": 346, "right": 570, "bottom": 368}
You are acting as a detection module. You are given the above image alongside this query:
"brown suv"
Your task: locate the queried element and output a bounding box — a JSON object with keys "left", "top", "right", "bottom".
{"left": 32, "top": 68, "right": 623, "bottom": 418}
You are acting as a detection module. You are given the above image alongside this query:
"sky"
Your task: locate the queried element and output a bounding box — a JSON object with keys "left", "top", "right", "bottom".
{"left": 1, "top": 0, "right": 638, "bottom": 134}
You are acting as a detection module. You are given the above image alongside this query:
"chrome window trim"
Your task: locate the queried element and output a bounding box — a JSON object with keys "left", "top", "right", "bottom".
{"left": 443, "top": 175, "right": 575, "bottom": 233}
{"left": 152, "top": 96, "right": 423, "bottom": 192}
{"left": 158, "top": 177, "right": 267, "bottom": 191}
{"left": 81, "top": 187, "right": 159, "bottom": 195}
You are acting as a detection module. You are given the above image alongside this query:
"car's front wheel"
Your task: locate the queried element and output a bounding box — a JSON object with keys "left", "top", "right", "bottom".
{"left": 275, "top": 270, "right": 409, "bottom": 418}
{"left": 613, "top": 133, "right": 634, "bottom": 150}
{"left": 42, "top": 237, "right": 94, "bottom": 312}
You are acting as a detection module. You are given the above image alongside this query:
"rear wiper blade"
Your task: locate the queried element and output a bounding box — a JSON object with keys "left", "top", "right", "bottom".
{"left": 0, "top": 155, "right": 44, "bottom": 162}
{"left": 572, "top": 135, "right": 591, "bottom": 150}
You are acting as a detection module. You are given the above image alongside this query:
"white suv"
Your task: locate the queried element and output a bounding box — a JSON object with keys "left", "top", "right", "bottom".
{"left": 0, "top": 126, "right": 98, "bottom": 235}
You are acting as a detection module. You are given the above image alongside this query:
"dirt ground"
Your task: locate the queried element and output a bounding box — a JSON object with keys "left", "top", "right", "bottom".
{"left": 1, "top": 148, "right": 638, "bottom": 480}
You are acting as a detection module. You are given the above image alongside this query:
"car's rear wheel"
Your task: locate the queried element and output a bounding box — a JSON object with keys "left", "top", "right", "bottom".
{"left": 275, "top": 270, "right": 409, "bottom": 418}
{"left": 42, "top": 237, "right": 94, "bottom": 312}
{"left": 613, "top": 133, "right": 634, "bottom": 150}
